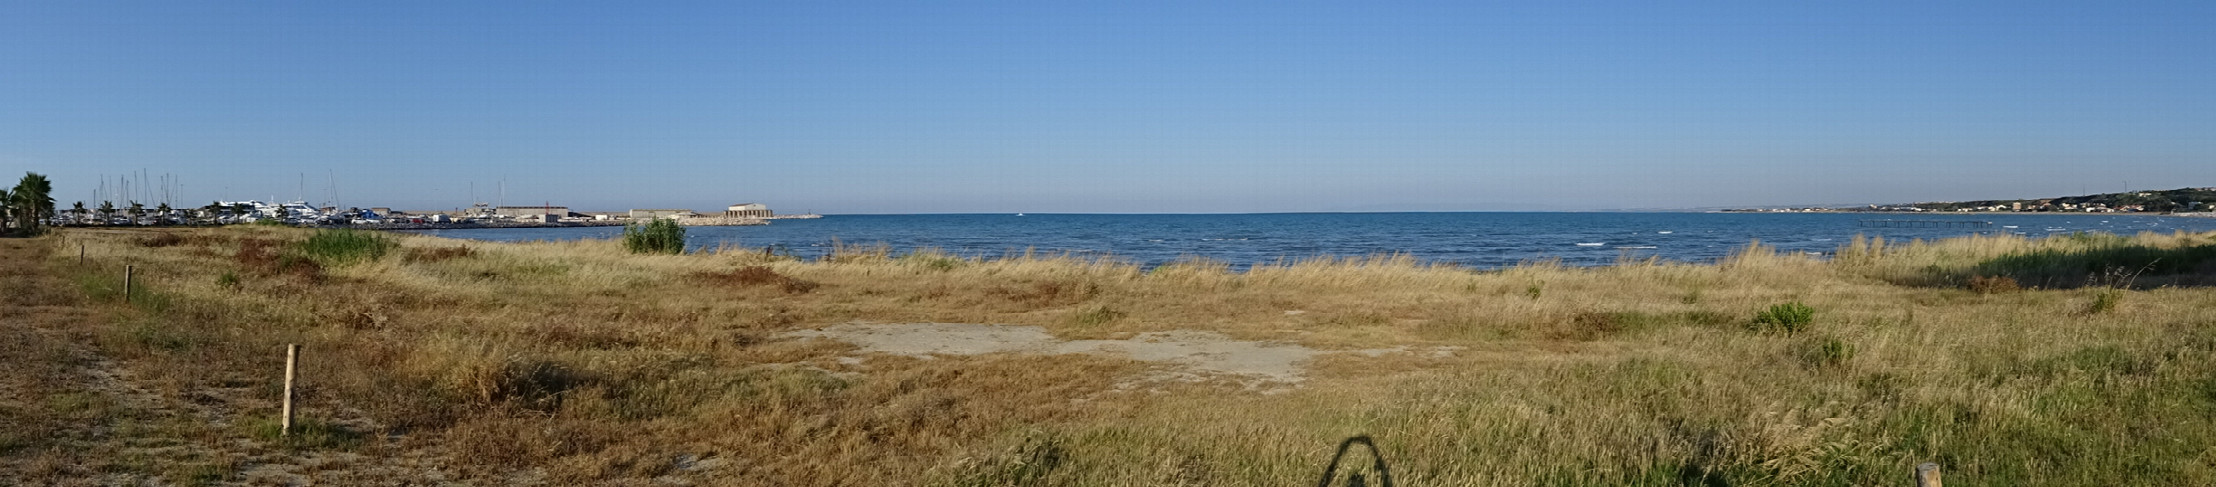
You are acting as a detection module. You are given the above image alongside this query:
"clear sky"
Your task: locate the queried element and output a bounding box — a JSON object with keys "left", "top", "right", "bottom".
{"left": 5, "top": 1, "right": 2212, "bottom": 213}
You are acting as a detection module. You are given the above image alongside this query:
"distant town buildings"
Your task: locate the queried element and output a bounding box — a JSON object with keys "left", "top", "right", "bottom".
{"left": 1722, "top": 188, "right": 2216, "bottom": 214}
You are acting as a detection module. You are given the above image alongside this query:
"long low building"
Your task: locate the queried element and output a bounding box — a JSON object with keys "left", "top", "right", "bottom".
{"left": 630, "top": 209, "right": 694, "bottom": 220}
{"left": 495, "top": 206, "right": 569, "bottom": 218}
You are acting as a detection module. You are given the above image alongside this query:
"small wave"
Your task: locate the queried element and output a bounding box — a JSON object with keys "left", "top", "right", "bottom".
{"left": 1575, "top": 242, "right": 1605, "bottom": 247}
{"left": 1616, "top": 246, "right": 1658, "bottom": 249}
{"left": 1657, "top": 231, "right": 1673, "bottom": 234}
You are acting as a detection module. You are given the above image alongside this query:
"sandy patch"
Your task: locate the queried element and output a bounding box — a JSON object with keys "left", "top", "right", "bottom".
{"left": 785, "top": 323, "right": 1393, "bottom": 385}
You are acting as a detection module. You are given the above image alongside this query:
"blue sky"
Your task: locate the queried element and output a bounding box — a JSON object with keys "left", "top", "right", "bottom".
{"left": 4, "top": 1, "right": 2212, "bottom": 213}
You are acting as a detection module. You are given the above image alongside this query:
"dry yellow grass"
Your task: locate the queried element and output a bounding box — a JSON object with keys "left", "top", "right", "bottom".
{"left": 5, "top": 226, "right": 2216, "bottom": 485}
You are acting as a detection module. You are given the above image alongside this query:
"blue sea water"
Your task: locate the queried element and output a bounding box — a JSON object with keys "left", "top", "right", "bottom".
{"left": 404, "top": 213, "right": 2216, "bottom": 270}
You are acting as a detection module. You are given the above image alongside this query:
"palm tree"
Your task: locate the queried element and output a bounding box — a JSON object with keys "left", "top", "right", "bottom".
{"left": 201, "top": 201, "right": 223, "bottom": 225}
{"left": 0, "top": 187, "right": 11, "bottom": 232}
{"left": 98, "top": 201, "right": 116, "bottom": 224}
{"left": 156, "top": 202, "right": 173, "bottom": 225}
{"left": 73, "top": 201, "right": 86, "bottom": 225}
{"left": 127, "top": 201, "right": 145, "bottom": 225}
{"left": 8, "top": 172, "right": 54, "bottom": 235}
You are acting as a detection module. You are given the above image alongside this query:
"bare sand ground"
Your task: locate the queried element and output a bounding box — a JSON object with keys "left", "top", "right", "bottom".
{"left": 784, "top": 323, "right": 1430, "bottom": 389}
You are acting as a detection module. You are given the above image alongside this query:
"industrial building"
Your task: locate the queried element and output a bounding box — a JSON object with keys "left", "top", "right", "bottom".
{"left": 494, "top": 206, "right": 569, "bottom": 218}
{"left": 723, "top": 203, "right": 773, "bottom": 218}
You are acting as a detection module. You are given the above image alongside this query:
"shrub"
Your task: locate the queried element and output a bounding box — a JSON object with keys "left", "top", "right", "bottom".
{"left": 622, "top": 219, "right": 686, "bottom": 255}
{"left": 298, "top": 229, "right": 395, "bottom": 266}
{"left": 1752, "top": 301, "right": 1815, "bottom": 333}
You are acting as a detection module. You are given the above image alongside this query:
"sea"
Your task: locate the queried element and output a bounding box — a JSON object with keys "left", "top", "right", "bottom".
{"left": 403, "top": 213, "right": 2216, "bottom": 270}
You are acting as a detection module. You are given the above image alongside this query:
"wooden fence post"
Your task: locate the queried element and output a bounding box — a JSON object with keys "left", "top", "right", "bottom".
{"left": 123, "top": 265, "right": 133, "bottom": 303}
{"left": 282, "top": 344, "right": 300, "bottom": 436}
{"left": 1915, "top": 462, "right": 1941, "bottom": 487}
{"left": 80, "top": 242, "right": 86, "bottom": 265}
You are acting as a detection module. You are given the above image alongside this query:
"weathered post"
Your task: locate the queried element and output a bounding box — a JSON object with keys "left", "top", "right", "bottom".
{"left": 80, "top": 242, "right": 86, "bottom": 265}
{"left": 123, "top": 265, "right": 133, "bottom": 303}
{"left": 1915, "top": 462, "right": 1941, "bottom": 487}
{"left": 282, "top": 344, "right": 300, "bottom": 436}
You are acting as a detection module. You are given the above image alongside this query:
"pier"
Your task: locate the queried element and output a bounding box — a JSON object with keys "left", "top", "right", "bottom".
{"left": 1857, "top": 219, "right": 1993, "bottom": 229}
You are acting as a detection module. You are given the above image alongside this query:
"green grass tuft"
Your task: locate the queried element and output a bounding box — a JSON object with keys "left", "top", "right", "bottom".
{"left": 298, "top": 229, "right": 395, "bottom": 266}
{"left": 622, "top": 219, "right": 687, "bottom": 255}
{"left": 1752, "top": 301, "right": 1815, "bottom": 333}
{"left": 2087, "top": 289, "right": 2123, "bottom": 314}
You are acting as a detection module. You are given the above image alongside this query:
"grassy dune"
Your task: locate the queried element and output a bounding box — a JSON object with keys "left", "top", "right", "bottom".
{"left": 5, "top": 226, "right": 2216, "bottom": 485}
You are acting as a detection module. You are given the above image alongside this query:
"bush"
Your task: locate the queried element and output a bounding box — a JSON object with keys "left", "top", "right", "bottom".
{"left": 1752, "top": 301, "right": 1815, "bottom": 333}
{"left": 622, "top": 219, "right": 686, "bottom": 255}
{"left": 298, "top": 229, "right": 395, "bottom": 266}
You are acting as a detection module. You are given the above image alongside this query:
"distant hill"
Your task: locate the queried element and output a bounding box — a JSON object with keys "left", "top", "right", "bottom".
{"left": 1899, "top": 187, "right": 2216, "bottom": 213}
